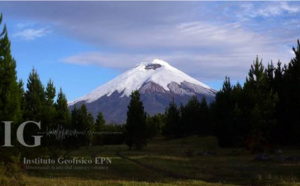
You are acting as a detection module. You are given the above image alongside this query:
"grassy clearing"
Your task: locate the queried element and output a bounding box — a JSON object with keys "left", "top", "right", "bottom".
{"left": 22, "top": 136, "right": 300, "bottom": 185}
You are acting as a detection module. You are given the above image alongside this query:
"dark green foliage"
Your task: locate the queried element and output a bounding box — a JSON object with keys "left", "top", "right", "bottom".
{"left": 275, "top": 40, "right": 300, "bottom": 145}
{"left": 243, "top": 57, "right": 277, "bottom": 151}
{"left": 43, "top": 80, "right": 56, "bottom": 145}
{"left": 0, "top": 13, "right": 24, "bottom": 184}
{"left": 45, "top": 80, "right": 56, "bottom": 123}
{"left": 54, "top": 88, "right": 70, "bottom": 147}
{"left": 45, "top": 80, "right": 56, "bottom": 107}
{"left": 101, "top": 124, "right": 125, "bottom": 145}
{"left": 22, "top": 68, "right": 46, "bottom": 144}
{"left": 146, "top": 114, "right": 164, "bottom": 139}
{"left": 87, "top": 112, "right": 95, "bottom": 146}
{"left": 214, "top": 57, "right": 278, "bottom": 150}
{"left": 213, "top": 77, "right": 242, "bottom": 147}
{"left": 125, "top": 90, "right": 147, "bottom": 150}
{"left": 163, "top": 96, "right": 211, "bottom": 139}
{"left": 0, "top": 13, "right": 22, "bottom": 123}
{"left": 92, "top": 112, "right": 124, "bottom": 146}
{"left": 181, "top": 96, "right": 201, "bottom": 136}
{"left": 94, "top": 112, "right": 105, "bottom": 145}
{"left": 69, "top": 105, "right": 94, "bottom": 148}
{"left": 163, "top": 99, "right": 182, "bottom": 138}
{"left": 23, "top": 68, "right": 46, "bottom": 121}
{"left": 0, "top": 13, "right": 23, "bottom": 147}
{"left": 67, "top": 106, "right": 80, "bottom": 148}
{"left": 199, "top": 97, "right": 210, "bottom": 135}
{"left": 55, "top": 88, "right": 70, "bottom": 128}
{"left": 95, "top": 112, "right": 105, "bottom": 129}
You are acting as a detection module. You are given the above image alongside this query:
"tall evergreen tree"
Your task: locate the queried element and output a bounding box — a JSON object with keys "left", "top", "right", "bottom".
{"left": 69, "top": 104, "right": 94, "bottom": 147}
{"left": 55, "top": 88, "right": 69, "bottom": 128}
{"left": 94, "top": 112, "right": 105, "bottom": 145}
{"left": 68, "top": 105, "right": 80, "bottom": 148}
{"left": 45, "top": 80, "right": 56, "bottom": 107}
{"left": 44, "top": 80, "right": 56, "bottom": 128}
{"left": 23, "top": 68, "right": 46, "bottom": 120}
{"left": 0, "top": 13, "right": 22, "bottom": 122}
{"left": 243, "top": 57, "right": 277, "bottom": 151}
{"left": 199, "top": 97, "right": 210, "bottom": 136}
{"left": 125, "top": 90, "right": 147, "bottom": 150}
{"left": 163, "top": 98, "right": 182, "bottom": 138}
{"left": 213, "top": 77, "right": 236, "bottom": 146}
{"left": 281, "top": 40, "right": 300, "bottom": 145}
{"left": 23, "top": 68, "right": 46, "bottom": 144}
{"left": 54, "top": 88, "right": 70, "bottom": 146}
{"left": 95, "top": 112, "right": 105, "bottom": 129}
{"left": 181, "top": 96, "right": 201, "bottom": 136}
{"left": 0, "top": 13, "right": 23, "bottom": 164}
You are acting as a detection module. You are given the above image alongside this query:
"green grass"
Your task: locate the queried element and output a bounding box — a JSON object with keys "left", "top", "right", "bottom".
{"left": 21, "top": 136, "right": 300, "bottom": 185}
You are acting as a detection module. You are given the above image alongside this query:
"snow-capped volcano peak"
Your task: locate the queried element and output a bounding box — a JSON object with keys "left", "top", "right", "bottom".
{"left": 69, "top": 59, "right": 215, "bottom": 106}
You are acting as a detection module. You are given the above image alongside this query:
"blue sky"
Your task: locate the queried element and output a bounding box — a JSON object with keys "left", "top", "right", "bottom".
{"left": 0, "top": 1, "right": 299, "bottom": 101}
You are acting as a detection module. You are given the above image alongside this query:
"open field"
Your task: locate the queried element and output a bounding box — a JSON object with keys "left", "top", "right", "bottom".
{"left": 23, "top": 136, "right": 300, "bottom": 186}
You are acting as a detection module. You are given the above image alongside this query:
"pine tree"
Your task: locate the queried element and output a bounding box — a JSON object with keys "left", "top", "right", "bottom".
{"left": 0, "top": 13, "right": 22, "bottom": 122}
{"left": 54, "top": 88, "right": 70, "bottom": 147}
{"left": 213, "top": 77, "right": 235, "bottom": 146}
{"left": 199, "top": 97, "right": 210, "bottom": 136}
{"left": 87, "top": 112, "right": 95, "bottom": 147}
{"left": 69, "top": 104, "right": 94, "bottom": 147}
{"left": 23, "top": 68, "right": 46, "bottom": 120}
{"left": 95, "top": 112, "right": 105, "bottom": 129}
{"left": 243, "top": 57, "right": 277, "bottom": 151}
{"left": 0, "top": 13, "right": 23, "bottom": 164}
{"left": 163, "top": 98, "right": 182, "bottom": 138}
{"left": 44, "top": 80, "right": 56, "bottom": 128}
{"left": 181, "top": 96, "right": 201, "bottom": 136}
{"left": 80, "top": 105, "right": 92, "bottom": 147}
{"left": 125, "top": 90, "right": 147, "bottom": 150}
{"left": 68, "top": 105, "right": 80, "bottom": 148}
{"left": 94, "top": 112, "right": 105, "bottom": 145}
{"left": 55, "top": 88, "right": 69, "bottom": 127}
{"left": 23, "top": 68, "right": 46, "bottom": 144}
{"left": 45, "top": 80, "right": 55, "bottom": 106}
{"left": 281, "top": 40, "right": 300, "bottom": 145}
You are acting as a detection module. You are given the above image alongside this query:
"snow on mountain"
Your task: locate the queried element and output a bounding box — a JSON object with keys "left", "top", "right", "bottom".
{"left": 69, "top": 59, "right": 214, "bottom": 106}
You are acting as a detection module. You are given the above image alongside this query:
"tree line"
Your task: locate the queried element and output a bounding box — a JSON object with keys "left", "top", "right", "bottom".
{"left": 151, "top": 42, "right": 300, "bottom": 152}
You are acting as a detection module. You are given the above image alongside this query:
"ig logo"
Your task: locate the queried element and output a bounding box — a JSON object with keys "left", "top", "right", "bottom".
{"left": 1, "top": 121, "right": 42, "bottom": 147}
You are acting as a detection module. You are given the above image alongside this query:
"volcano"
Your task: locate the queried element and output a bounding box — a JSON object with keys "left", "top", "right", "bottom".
{"left": 68, "top": 59, "right": 216, "bottom": 124}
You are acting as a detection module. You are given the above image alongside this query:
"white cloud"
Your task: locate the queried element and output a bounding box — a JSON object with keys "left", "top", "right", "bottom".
{"left": 280, "top": 2, "right": 299, "bottom": 13}
{"left": 13, "top": 27, "right": 51, "bottom": 40}
{"left": 61, "top": 14, "right": 295, "bottom": 81}
{"left": 63, "top": 53, "right": 151, "bottom": 69}
{"left": 242, "top": 2, "right": 300, "bottom": 18}
{"left": 62, "top": 44, "right": 293, "bottom": 82}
